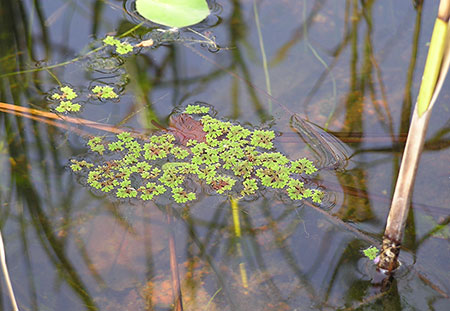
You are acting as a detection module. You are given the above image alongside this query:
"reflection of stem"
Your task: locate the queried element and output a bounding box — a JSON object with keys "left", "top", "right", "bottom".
{"left": 271, "top": 0, "right": 326, "bottom": 66}
{"left": 0, "top": 45, "right": 104, "bottom": 78}
{"left": 0, "top": 23, "right": 143, "bottom": 79}
{"left": 230, "top": 197, "right": 248, "bottom": 289}
{"left": 253, "top": 0, "right": 272, "bottom": 113}
{"left": 416, "top": 271, "right": 449, "bottom": 298}
{"left": 182, "top": 208, "right": 239, "bottom": 310}
{"left": 45, "top": 68, "right": 62, "bottom": 86}
{"left": 186, "top": 27, "right": 217, "bottom": 49}
{"left": 342, "top": 291, "right": 387, "bottom": 310}
{"left": 167, "top": 206, "right": 184, "bottom": 311}
{"left": 184, "top": 44, "right": 268, "bottom": 120}
{"left": 259, "top": 201, "right": 319, "bottom": 302}
{"left": 206, "top": 287, "right": 222, "bottom": 310}
{"left": 18, "top": 182, "right": 97, "bottom": 309}
{"left": 400, "top": 4, "right": 422, "bottom": 134}
{"left": 302, "top": 0, "right": 337, "bottom": 129}
{"left": 359, "top": 3, "right": 394, "bottom": 137}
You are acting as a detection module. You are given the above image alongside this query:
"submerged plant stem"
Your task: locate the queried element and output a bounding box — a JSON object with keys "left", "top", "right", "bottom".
{"left": 0, "top": 45, "right": 104, "bottom": 78}
{"left": 302, "top": 0, "right": 337, "bottom": 129}
{"left": 0, "top": 23, "right": 144, "bottom": 79}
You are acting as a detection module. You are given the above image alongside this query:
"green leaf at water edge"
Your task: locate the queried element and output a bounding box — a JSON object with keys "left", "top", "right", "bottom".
{"left": 135, "top": 0, "right": 210, "bottom": 28}
{"left": 363, "top": 246, "right": 379, "bottom": 261}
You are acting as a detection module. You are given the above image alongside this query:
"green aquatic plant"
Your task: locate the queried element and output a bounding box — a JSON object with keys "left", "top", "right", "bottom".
{"left": 250, "top": 129, "right": 275, "bottom": 149}
{"left": 171, "top": 187, "right": 196, "bottom": 203}
{"left": 92, "top": 85, "right": 118, "bottom": 99}
{"left": 103, "top": 36, "right": 134, "bottom": 55}
{"left": 51, "top": 86, "right": 81, "bottom": 113}
{"left": 363, "top": 246, "right": 379, "bottom": 261}
{"left": 69, "top": 159, "right": 93, "bottom": 172}
{"left": 70, "top": 104, "right": 324, "bottom": 204}
{"left": 55, "top": 101, "right": 81, "bottom": 113}
{"left": 184, "top": 104, "right": 210, "bottom": 114}
{"left": 51, "top": 86, "right": 77, "bottom": 101}
{"left": 87, "top": 137, "right": 105, "bottom": 155}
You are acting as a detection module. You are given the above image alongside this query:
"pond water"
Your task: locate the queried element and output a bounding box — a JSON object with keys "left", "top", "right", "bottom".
{"left": 0, "top": 0, "right": 449, "bottom": 310}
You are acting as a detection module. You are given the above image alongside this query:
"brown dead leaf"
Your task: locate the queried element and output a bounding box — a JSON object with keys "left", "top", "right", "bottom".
{"left": 135, "top": 39, "right": 154, "bottom": 48}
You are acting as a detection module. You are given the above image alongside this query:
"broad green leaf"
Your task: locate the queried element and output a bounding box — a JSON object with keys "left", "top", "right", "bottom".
{"left": 135, "top": 0, "right": 210, "bottom": 28}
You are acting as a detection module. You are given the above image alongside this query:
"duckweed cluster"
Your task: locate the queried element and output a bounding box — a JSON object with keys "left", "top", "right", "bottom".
{"left": 103, "top": 36, "right": 134, "bottom": 55}
{"left": 52, "top": 86, "right": 80, "bottom": 113}
{"left": 51, "top": 85, "right": 119, "bottom": 114}
{"left": 71, "top": 104, "right": 324, "bottom": 204}
{"left": 363, "top": 246, "right": 379, "bottom": 261}
{"left": 92, "top": 85, "right": 118, "bottom": 99}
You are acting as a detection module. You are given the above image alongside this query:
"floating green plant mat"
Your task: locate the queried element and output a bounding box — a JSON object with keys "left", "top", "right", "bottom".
{"left": 70, "top": 104, "right": 324, "bottom": 204}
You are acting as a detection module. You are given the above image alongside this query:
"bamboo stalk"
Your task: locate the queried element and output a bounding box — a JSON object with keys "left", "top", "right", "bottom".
{"left": 377, "top": 102, "right": 433, "bottom": 271}
{"left": 377, "top": 0, "right": 450, "bottom": 272}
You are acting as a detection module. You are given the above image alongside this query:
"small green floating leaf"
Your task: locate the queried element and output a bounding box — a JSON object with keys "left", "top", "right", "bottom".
{"left": 52, "top": 86, "right": 80, "bottom": 113}
{"left": 103, "top": 36, "right": 119, "bottom": 46}
{"left": 172, "top": 187, "right": 196, "bottom": 203}
{"left": 115, "top": 42, "right": 133, "bottom": 55}
{"left": 55, "top": 101, "right": 80, "bottom": 113}
{"left": 287, "top": 179, "right": 305, "bottom": 201}
{"left": 61, "top": 86, "right": 77, "bottom": 100}
{"left": 135, "top": 0, "right": 210, "bottom": 28}
{"left": 241, "top": 179, "right": 258, "bottom": 196}
{"left": 88, "top": 137, "right": 105, "bottom": 155}
{"left": 251, "top": 129, "right": 275, "bottom": 149}
{"left": 92, "top": 85, "right": 118, "bottom": 99}
{"left": 70, "top": 159, "right": 93, "bottom": 172}
{"left": 116, "top": 187, "right": 138, "bottom": 198}
{"left": 108, "top": 141, "right": 124, "bottom": 151}
{"left": 363, "top": 246, "right": 379, "bottom": 261}
{"left": 103, "top": 35, "right": 133, "bottom": 55}
{"left": 185, "top": 104, "right": 210, "bottom": 114}
{"left": 311, "top": 190, "right": 323, "bottom": 203}
{"left": 55, "top": 101, "right": 71, "bottom": 113}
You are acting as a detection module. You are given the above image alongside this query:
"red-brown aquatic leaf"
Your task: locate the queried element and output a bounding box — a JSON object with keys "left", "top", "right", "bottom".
{"left": 168, "top": 114, "right": 206, "bottom": 144}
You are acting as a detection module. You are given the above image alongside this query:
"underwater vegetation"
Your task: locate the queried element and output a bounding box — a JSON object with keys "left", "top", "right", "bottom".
{"left": 71, "top": 104, "right": 324, "bottom": 204}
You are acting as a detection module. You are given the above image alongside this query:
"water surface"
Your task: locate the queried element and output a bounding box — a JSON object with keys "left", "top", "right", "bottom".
{"left": 0, "top": 0, "right": 449, "bottom": 310}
